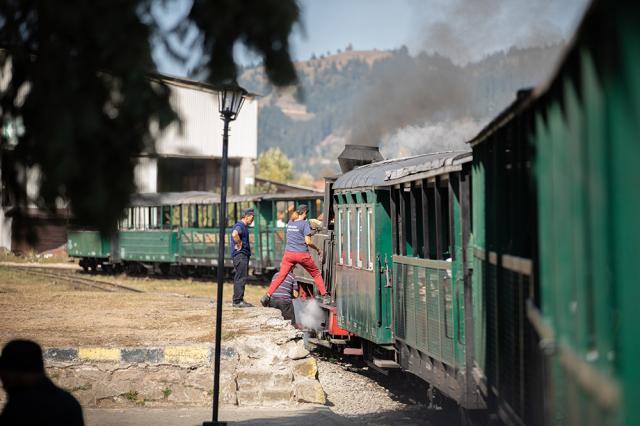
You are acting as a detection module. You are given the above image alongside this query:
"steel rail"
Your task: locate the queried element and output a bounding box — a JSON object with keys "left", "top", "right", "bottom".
{"left": 0, "top": 265, "right": 143, "bottom": 293}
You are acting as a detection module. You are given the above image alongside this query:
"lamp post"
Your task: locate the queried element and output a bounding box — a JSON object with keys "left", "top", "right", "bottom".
{"left": 204, "top": 83, "right": 248, "bottom": 426}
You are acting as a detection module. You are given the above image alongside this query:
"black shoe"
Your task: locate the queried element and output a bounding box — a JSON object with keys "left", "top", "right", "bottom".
{"left": 233, "top": 301, "right": 254, "bottom": 308}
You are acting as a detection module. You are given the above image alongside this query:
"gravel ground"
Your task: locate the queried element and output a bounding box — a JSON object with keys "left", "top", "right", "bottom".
{"left": 316, "top": 353, "right": 460, "bottom": 425}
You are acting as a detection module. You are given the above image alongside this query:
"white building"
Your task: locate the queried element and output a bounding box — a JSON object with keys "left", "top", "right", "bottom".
{"left": 135, "top": 74, "right": 258, "bottom": 195}
{"left": 0, "top": 74, "right": 258, "bottom": 252}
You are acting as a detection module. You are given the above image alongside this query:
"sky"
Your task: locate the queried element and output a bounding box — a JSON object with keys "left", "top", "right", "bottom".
{"left": 153, "top": 0, "right": 590, "bottom": 77}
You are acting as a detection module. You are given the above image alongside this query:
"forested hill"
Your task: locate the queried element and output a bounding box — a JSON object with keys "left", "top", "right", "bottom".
{"left": 239, "top": 45, "right": 564, "bottom": 176}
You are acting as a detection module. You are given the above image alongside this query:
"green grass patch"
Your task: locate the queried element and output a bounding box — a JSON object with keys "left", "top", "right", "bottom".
{"left": 122, "top": 390, "right": 139, "bottom": 401}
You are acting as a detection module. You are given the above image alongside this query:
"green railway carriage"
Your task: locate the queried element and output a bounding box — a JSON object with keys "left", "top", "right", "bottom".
{"left": 469, "top": 93, "right": 542, "bottom": 424}
{"left": 532, "top": 2, "right": 640, "bottom": 425}
{"left": 174, "top": 191, "right": 323, "bottom": 274}
{"left": 330, "top": 151, "right": 483, "bottom": 408}
{"left": 467, "top": 1, "right": 640, "bottom": 424}
{"left": 67, "top": 190, "right": 323, "bottom": 275}
{"left": 117, "top": 192, "right": 189, "bottom": 271}
{"left": 66, "top": 230, "right": 112, "bottom": 271}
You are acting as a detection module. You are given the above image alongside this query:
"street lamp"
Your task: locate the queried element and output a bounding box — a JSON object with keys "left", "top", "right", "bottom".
{"left": 204, "top": 83, "right": 248, "bottom": 426}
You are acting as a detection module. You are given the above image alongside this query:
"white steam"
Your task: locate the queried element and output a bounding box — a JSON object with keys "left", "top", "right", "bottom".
{"left": 380, "top": 118, "right": 484, "bottom": 158}
{"left": 293, "top": 298, "right": 324, "bottom": 331}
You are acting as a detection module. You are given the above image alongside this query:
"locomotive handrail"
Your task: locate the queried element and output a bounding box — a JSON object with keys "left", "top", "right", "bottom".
{"left": 391, "top": 254, "right": 450, "bottom": 271}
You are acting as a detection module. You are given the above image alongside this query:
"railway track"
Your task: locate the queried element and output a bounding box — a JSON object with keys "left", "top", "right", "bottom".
{"left": 0, "top": 265, "right": 143, "bottom": 293}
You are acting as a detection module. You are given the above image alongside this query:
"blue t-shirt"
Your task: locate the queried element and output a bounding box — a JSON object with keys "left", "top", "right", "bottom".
{"left": 285, "top": 219, "right": 311, "bottom": 253}
{"left": 230, "top": 221, "right": 250, "bottom": 257}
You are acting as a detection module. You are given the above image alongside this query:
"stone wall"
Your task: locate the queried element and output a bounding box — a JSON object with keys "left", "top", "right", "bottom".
{"left": 0, "top": 308, "right": 325, "bottom": 408}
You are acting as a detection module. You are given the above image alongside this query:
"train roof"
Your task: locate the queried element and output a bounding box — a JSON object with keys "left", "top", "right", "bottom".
{"left": 129, "top": 190, "right": 322, "bottom": 207}
{"left": 130, "top": 191, "right": 218, "bottom": 206}
{"left": 333, "top": 150, "right": 471, "bottom": 191}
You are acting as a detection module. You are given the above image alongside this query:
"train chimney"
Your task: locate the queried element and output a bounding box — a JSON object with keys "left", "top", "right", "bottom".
{"left": 338, "top": 144, "right": 384, "bottom": 174}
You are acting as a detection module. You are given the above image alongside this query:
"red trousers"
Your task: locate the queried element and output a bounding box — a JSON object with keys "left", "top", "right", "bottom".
{"left": 267, "top": 251, "right": 327, "bottom": 296}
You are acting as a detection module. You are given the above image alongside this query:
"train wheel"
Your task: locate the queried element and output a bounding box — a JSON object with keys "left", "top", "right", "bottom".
{"left": 159, "top": 263, "right": 170, "bottom": 276}
{"left": 79, "top": 259, "right": 89, "bottom": 273}
{"left": 88, "top": 259, "right": 98, "bottom": 274}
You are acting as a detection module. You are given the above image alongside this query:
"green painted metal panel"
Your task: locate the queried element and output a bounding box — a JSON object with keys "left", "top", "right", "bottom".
{"left": 532, "top": 37, "right": 640, "bottom": 424}
{"left": 67, "top": 230, "right": 109, "bottom": 258}
{"left": 335, "top": 190, "right": 392, "bottom": 345}
{"left": 118, "top": 230, "right": 178, "bottom": 262}
{"left": 178, "top": 227, "right": 233, "bottom": 259}
{"left": 471, "top": 152, "right": 487, "bottom": 372}
{"left": 617, "top": 23, "right": 640, "bottom": 426}
{"left": 392, "top": 256, "right": 461, "bottom": 368}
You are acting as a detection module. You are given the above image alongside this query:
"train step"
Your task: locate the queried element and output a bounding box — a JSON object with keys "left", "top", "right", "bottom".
{"left": 372, "top": 358, "right": 401, "bottom": 369}
{"left": 343, "top": 347, "right": 364, "bottom": 356}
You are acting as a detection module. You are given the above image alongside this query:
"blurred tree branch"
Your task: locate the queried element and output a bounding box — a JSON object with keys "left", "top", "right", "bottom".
{"left": 0, "top": 0, "right": 299, "bottom": 237}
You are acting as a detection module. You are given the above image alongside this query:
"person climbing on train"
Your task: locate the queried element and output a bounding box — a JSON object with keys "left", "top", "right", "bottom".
{"left": 261, "top": 204, "right": 328, "bottom": 306}
{"left": 230, "top": 208, "right": 255, "bottom": 308}
{"left": 267, "top": 271, "right": 299, "bottom": 324}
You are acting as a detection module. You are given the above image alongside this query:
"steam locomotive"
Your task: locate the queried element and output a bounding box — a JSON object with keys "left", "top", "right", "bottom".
{"left": 299, "top": 1, "right": 640, "bottom": 424}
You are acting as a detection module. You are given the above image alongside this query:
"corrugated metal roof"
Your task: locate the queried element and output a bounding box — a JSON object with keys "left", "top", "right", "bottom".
{"left": 333, "top": 151, "right": 471, "bottom": 190}
{"left": 129, "top": 190, "right": 323, "bottom": 206}
{"left": 131, "top": 191, "right": 219, "bottom": 206}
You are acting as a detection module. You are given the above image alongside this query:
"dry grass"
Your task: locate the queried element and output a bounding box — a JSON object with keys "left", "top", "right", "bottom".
{"left": 94, "top": 274, "right": 267, "bottom": 305}
{"left": 0, "top": 251, "right": 71, "bottom": 264}
{"left": 0, "top": 267, "right": 269, "bottom": 347}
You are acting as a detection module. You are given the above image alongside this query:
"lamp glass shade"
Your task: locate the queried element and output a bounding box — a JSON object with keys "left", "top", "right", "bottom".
{"left": 218, "top": 85, "right": 248, "bottom": 121}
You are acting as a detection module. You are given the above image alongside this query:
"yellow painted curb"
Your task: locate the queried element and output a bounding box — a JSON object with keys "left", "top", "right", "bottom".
{"left": 164, "top": 346, "right": 210, "bottom": 364}
{"left": 78, "top": 347, "right": 121, "bottom": 362}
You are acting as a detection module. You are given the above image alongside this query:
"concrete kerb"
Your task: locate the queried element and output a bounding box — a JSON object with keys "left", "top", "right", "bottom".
{"left": 43, "top": 345, "right": 233, "bottom": 366}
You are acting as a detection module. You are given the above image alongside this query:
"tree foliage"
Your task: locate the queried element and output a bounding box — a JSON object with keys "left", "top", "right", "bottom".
{"left": 255, "top": 147, "right": 293, "bottom": 182}
{"left": 0, "top": 0, "right": 300, "bottom": 236}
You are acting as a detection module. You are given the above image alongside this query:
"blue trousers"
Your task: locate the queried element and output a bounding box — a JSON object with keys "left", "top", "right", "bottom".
{"left": 232, "top": 253, "right": 249, "bottom": 304}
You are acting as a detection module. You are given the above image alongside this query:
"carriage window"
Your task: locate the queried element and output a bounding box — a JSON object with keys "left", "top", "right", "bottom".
{"left": 198, "top": 205, "right": 213, "bottom": 228}
{"left": 227, "top": 204, "right": 235, "bottom": 227}
{"left": 131, "top": 207, "right": 137, "bottom": 229}
{"left": 197, "top": 205, "right": 204, "bottom": 227}
{"left": 367, "top": 207, "right": 374, "bottom": 269}
{"left": 138, "top": 207, "right": 143, "bottom": 229}
{"left": 346, "top": 207, "right": 352, "bottom": 266}
{"left": 171, "top": 205, "right": 180, "bottom": 227}
{"left": 356, "top": 207, "right": 363, "bottom": 268}
{"left": 150, "top": 207, "right": 158, "bottom": 229}
{"left": 181, "top": 205, "right": 189, "bottom": 227}
{"left": 211, "top": 204, "right": 218, "bottom": 228}
{"left": 144, "top": 207, "right": 150, "bottom": 229}
{"left": 161, "top": 206, "right": 171, "bottom": 228}
{"left": 337, "top": 208, "right": 343, "bottom": 264}
{"left": 287, "top": 201, "right": 296, "bottom": 221}
{"left": 275, "top": 201, "right": 286, "bottom": 227}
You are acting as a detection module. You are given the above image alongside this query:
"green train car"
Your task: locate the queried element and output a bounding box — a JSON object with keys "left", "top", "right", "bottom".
{"left": 67, "top": 191, "right": 323, "bottom": 275}
{"left": 331, "top": 151, "right": 480, "bottom": 407}
{"left": 468, "top": 1, "right": 640, "bottom": 424}
{"left": 306, "top": 1, "right": 640, "bottom": 424}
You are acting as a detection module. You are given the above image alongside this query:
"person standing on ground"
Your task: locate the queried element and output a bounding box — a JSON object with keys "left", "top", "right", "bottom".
{"left": 231, "top": 208, "right": 255, "bottom": 308}
{"left": 0, "top": 339, "right": 84, "bottom": 425}
{"left": 261, "top": 204, "right": 328, "bottom": 305}
{"left": 268, "top": 271, "right": 299, "bottom": 324}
